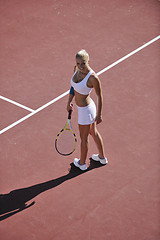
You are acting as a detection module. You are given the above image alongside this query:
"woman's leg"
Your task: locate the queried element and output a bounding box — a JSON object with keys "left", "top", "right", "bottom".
{"left": 78, "top": 124, "right": 91, "bottom": 165}
{"left": 90, "top": 122, "right": 105, "bottom": 159}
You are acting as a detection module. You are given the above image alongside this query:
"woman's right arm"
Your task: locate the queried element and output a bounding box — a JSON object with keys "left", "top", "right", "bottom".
{"left": 67, "top": 67, "right": 76, "bottom": 112}
{"left": 67, "top": 87, "right": 74, "bottom": 112}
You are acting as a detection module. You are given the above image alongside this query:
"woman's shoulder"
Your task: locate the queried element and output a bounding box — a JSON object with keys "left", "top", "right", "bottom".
{"left": 89, "top": 70, "right": 99, "bottom": 81}
{"left": 87, "top": 70, "right": 99, "bottom": 88}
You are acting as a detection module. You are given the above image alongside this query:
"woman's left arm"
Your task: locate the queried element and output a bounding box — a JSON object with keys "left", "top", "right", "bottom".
{"left": 91, "top": 75, "right": 103, "bottom": 124}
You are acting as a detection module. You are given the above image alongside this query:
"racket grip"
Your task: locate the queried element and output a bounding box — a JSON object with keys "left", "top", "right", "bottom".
{"left": 68, "top": 110, "right": 72, "bottom": 119}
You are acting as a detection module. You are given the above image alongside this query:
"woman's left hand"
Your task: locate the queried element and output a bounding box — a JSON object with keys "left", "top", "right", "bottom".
{"left": 95, "top": 115, "right": 102, "bottom": 124}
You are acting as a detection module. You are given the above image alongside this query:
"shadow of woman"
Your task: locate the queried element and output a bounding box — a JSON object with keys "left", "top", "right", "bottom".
{"left": 0, "top": 159, "right": 105, "bottom": 221}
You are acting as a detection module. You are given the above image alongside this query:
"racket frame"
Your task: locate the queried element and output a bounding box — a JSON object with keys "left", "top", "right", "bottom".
{"left": 55, "top": 110, "right": 77, "bottom": 156}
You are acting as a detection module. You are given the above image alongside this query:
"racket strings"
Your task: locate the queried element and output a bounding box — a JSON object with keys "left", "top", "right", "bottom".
{"left": 55, "top": 129, "right": 76, "bottom": 155}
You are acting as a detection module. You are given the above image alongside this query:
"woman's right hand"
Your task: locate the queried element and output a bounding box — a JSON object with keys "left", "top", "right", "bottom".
{"left": 67, "top": 103, "right": 73, "bottom": 112}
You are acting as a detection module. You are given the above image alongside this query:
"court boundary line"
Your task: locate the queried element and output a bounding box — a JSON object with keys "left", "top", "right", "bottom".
{"left": 0, "top": 96, "right": 35, "bottom": 112}
{"left": 0, "top": 35, "right": 159, "bottom": 135}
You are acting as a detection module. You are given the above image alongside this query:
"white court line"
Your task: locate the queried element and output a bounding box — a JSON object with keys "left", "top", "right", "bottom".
{"left": 0, "top": 91, "right": 69, "bottom": 134}
{"left": 0, "top": 35, "right": 159, "bottom": 135}
{"left": 0, "top": 96, "right": 35, "bottom": 112}
{"left": 97, "top": 35, "right": 160, "bottom": 75}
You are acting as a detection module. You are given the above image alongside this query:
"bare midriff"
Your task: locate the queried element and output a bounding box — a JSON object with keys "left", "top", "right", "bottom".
{"left": 74, "top": 91, "right": 91, "bottom": 107}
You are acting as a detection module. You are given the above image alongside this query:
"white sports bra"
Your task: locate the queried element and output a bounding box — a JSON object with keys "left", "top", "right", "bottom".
{"left": 71, "top": 69, "right": 94, "bottom": 95}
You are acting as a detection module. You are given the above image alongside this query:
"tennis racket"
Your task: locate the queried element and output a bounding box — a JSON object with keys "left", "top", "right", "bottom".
{"left": 55, "top": 110, "right": 77, "bottom": 156}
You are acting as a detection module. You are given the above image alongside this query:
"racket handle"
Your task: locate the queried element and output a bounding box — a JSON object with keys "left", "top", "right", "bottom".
{"left": 68, "top": 109, "right": 72, "bottom": 119}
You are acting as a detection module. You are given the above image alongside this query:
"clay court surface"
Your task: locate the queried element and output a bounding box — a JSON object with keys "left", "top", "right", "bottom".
{"left": 0, "top": 1, "right": 160, "bottom": 239}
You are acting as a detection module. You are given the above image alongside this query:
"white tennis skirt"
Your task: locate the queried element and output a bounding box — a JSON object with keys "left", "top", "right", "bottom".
{"left": 77, "top": 99, "right": 96, "bottom": 125}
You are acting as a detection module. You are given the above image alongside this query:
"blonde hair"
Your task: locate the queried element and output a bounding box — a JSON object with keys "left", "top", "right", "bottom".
{"left": 76, "top": 49, "right": 89, "bottom": 62}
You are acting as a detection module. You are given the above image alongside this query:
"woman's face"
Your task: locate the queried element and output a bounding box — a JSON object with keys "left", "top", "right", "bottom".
{"left": 76, "top": 57, "right": 89, "bottom": 72}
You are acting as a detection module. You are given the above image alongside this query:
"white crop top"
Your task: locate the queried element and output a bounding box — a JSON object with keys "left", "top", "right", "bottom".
{"left": 71, "top": 69, "right": 94, "bottom": 95}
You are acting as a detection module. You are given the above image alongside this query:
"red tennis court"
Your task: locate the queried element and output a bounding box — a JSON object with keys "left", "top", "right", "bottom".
{"left": 0, "top": 1, "right": 160, "bottom": 239}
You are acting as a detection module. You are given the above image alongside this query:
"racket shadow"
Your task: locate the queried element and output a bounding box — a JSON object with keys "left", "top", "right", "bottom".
{"left": 0, "top": 159, "right": 105, "bottom": 221}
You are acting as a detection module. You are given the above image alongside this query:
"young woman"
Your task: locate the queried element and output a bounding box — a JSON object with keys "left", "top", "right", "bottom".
{"left": 67, "top": 49, "right": 108, "bottom": 170}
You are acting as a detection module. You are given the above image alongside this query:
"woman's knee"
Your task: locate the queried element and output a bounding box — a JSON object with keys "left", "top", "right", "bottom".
{"left": 90, "top": 123, "right": 97, "bottom": 137}
{"left": 81, "top": 138, "right": 89, "bottom": 145}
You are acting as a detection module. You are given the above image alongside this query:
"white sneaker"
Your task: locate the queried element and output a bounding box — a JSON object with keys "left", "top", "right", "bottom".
{"left": 91, "top": 154, "right": 108, "bottom": 165}
{"left": 74, "top": 158, "right": 88, "bottom": 171}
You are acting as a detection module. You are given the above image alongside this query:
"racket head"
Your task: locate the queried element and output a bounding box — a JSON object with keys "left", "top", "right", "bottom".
{"left": 55, "top": 128, "right": 77, "bottom": 156}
